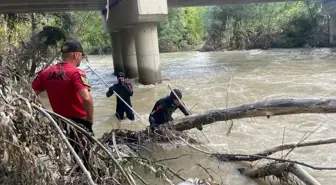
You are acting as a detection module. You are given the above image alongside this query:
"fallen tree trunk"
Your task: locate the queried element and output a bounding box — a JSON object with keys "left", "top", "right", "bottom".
{"left": 106, "top": 98, "right": 336, "bottom": 145}
{"left": 241, "top": 163, "right": 321, "bottom": 185}
{"left": 172, "top": 98, "right": 336, "bottom": 131}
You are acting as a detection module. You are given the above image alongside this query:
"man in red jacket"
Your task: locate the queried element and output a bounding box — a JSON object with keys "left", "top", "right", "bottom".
{"left": 32, "top": 40, "right": 94, "bottom": 131}
{"left": 32, "top": 40, "right": 94, "bottom": 168}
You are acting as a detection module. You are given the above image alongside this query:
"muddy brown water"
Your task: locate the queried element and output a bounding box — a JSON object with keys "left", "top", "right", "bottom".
{"left": 40, "top": 48, "right": 336, "bottom": 184}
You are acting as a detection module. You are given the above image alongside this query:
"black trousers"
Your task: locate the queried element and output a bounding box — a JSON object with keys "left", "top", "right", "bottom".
{"left": 61, "top": 118, "right": 94, "bottom": 171}
{"left": 116, "top": 104, "right": 135, "bottom": 121}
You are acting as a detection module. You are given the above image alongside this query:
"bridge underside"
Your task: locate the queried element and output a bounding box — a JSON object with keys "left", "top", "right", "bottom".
{"left": 0, "top": 0, "right": 299, "bottom": 13}
{"left": 168, "top": 0, "right": 298, "bottom": 7}
{"left": 0, "top": 0, "right": 106, "bottom": 13}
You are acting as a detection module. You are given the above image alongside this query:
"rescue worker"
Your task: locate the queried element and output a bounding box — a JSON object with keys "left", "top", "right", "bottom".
{"left": 106, "top": 72, "right": 135, "bottom": 121}
{"left": 32, "top": 40, "right": 94, "bottom": 170}
{"left": 149, "top": 89, "right": 203, "bottom": 130}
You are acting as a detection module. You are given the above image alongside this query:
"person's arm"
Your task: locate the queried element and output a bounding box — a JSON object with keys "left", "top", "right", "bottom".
{"left": 179, "top": 105, "right": 190, "bottom": 116}
{"left": 78, "top": 88, "right": 94, "bottom": 122}
{"left": 72, "top": 71, "right": 94, "bottom": 123}
{"left": 106, "top": 85, "right": 116, "bottom": 98}
{"left": 123, "top": 82, "right": 133, "bottom": 96}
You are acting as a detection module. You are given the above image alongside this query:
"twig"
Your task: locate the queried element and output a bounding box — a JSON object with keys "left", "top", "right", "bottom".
{"left": 281, "top": 127, "right": 286, "bottom": 158}
{"left": 155, "top": 154, "right": 191, "bottom": 163}
{"left": 112, "top": 132, "right": 121, "bottom": 159}
{"left": 282, "top": 122, "right": 324, "bottom": 159}
{"left": 167, "top": 167, "right": 186, "bottom": 182}
{"left": 178, "top": 136, "right": 212, "bottom": 155}
{"left": 225, "top": 70, "right": 233, "bottom": 108}
{"left": 176, "top": 103, "right": 198, "bottom": 120}
{"left": 132, "top": 171, "right": 148, "bottom": 185}
{"left": 226, "top": 120, "right": 234, "bottom": 136}
{"left": 196, "top": 163, "right": 214, "bottom": 180}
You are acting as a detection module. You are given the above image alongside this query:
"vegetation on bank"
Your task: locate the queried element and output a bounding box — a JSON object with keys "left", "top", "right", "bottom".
{"left": 200, "top": 0, "right": 329, "bottom": 51}
{"left": 0, "top": 0, "right": 331, "bottom": 55}
{"left": 160, "top": 0, "right": 329, "bottom": 52}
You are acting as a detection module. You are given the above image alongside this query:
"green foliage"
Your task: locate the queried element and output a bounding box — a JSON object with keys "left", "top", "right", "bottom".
{"left": 158, "top": 7, "right": 206, "bottom": 52}
{"left": 201, "top": 0, "right": 329, "bottom": 51}
{"left": 73, "top": 12, "right": 111, "bottom": 54}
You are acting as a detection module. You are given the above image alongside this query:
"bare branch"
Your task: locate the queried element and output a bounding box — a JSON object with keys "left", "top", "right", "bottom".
{"left": 215, "top": 153, "right": 336, "bottom": 170}
{"left": 257, "top": 137, "right": 336, "bottom": 158}
{"left": 196, "top": 163, "right": 214, "bottom": 180}
{"left": 155, "top": 154, "right": 191, "bottom": 163}
{"left": 132, "top": 171, "right": 149, "bottom": 185}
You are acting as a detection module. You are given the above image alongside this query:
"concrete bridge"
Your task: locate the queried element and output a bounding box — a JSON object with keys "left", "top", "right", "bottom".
{"left": 2, "top": 0, "right": 336, "bottom": 84}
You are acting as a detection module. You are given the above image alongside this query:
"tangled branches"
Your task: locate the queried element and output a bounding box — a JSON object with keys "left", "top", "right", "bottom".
{"left": 0, "top": 57, "right": 119, "bottom": 184}
{"left": 0, "top": 63, "right": 63, "bottom": 184}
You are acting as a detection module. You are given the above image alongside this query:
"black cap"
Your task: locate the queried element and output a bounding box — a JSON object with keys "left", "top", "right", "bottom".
{"left": 116, "top": 72, "right": 125, "bottom": 78}
{"left": 61, "top": 40, "right": 85, "bottom": 55}
{"left": 170, "top": 89, "right": 182, "bottom": 99}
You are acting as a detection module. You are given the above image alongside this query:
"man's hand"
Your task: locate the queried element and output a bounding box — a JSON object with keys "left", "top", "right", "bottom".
{"left": 106, "top": 86, "right": 114, "bottom": 97}
{"left": 196, "top": 125, "right": 203, "bottom": 131}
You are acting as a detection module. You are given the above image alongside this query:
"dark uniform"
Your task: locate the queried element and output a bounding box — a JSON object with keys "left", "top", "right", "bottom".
{"left": 106, "top": 72, "right": 135, "bottom": 121}
{"left": 149, "top": 89, "right": 190, "bottom": 129}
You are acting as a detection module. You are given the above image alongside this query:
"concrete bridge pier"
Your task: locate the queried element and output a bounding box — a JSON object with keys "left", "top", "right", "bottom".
{"left": 134, "top": 22, "right": 162, "bottom": 85}
{"left": 111, "top": 31, "right": 124, "bottom": 74}
{"left": 104, "top": 0, "right": 168, "bottom": 85}
{"left": 120, "top": 28, "right": 138, "bottom": 78}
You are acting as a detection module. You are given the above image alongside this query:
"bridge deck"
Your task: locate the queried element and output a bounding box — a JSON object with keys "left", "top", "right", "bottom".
{"left": 0, "top": 0, "right": 298, "bottom": 13}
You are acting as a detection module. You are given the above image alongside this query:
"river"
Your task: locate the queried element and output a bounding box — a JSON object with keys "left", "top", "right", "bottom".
{"left": 42, "top": 48, "right": 336, "bottom": 184}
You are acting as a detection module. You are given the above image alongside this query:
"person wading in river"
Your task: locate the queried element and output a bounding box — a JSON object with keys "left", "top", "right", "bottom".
{"left": 149, "top": 89, "right": 203, "bottom": 131}
{"left": 106, "top": 72, "right": 135, "bottom": 121}
{"left": 32, "top": 40, "right": 94, "bottom": 170}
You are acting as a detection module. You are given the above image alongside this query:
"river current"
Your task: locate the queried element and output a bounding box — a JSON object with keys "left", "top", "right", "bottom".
{"left": 41, "top": 48, "right": 336, "bottom": 184}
